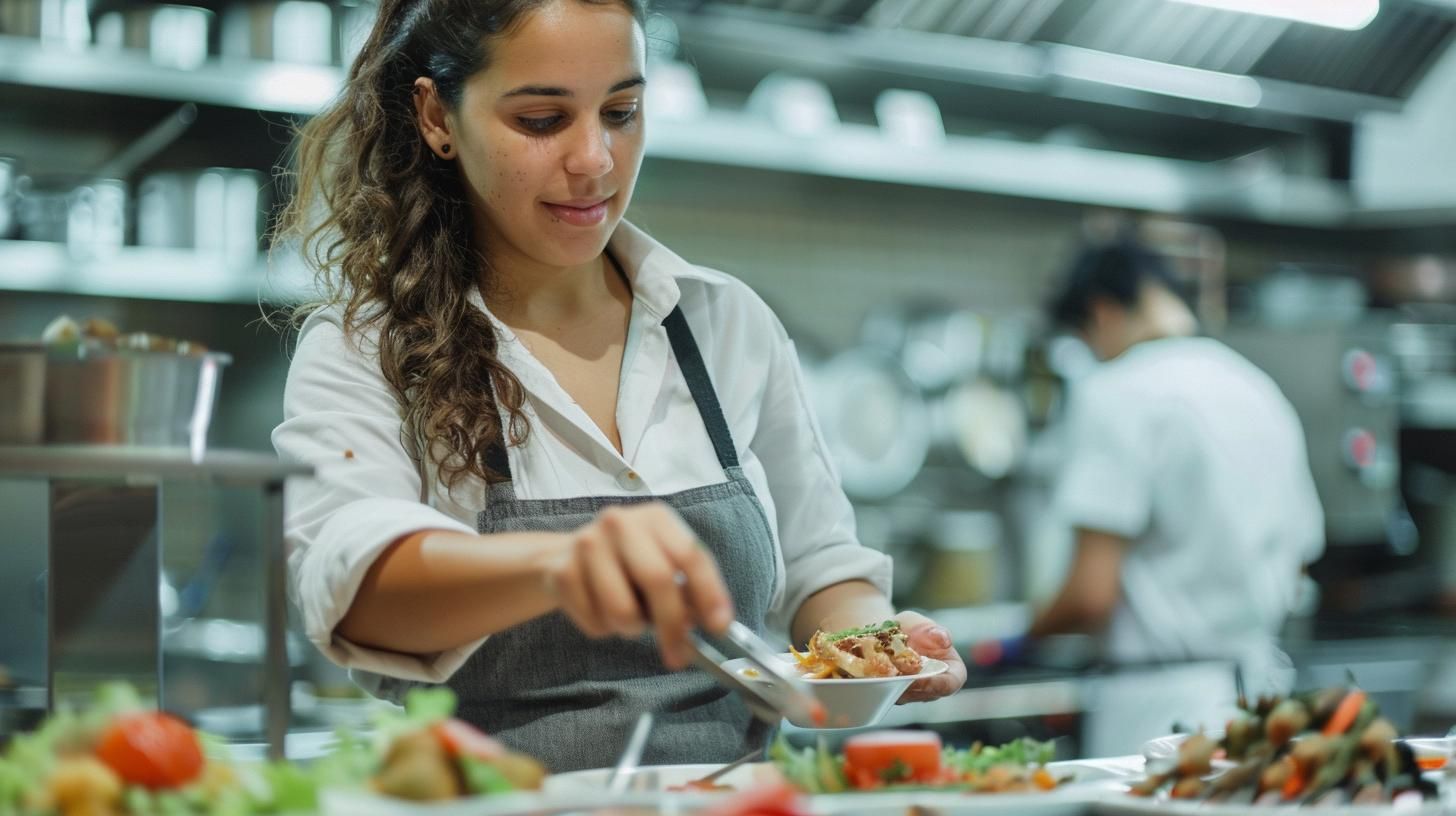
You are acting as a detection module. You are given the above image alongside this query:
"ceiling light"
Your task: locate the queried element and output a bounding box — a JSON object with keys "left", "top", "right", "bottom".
{"left": 1167, "top": 0, "right": 1379, "bottom": 31}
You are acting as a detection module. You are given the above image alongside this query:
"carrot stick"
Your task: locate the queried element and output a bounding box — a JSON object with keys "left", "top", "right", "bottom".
{"left": 1322, "top": 690, "right": 1367, "bottom": 736}
{"left": 1281, "top": 768, "right": 1308, "bottom": 800}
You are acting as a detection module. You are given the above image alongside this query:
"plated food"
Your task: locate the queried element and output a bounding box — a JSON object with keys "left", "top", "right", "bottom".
{"left": 302, "top": 686, "right": 545, "bottom": 809}
{"left": 726, "top": 654, "right": 948, "bottom": 730}
{"left": 792, "top": 622, "right": 922, "bottom": 680}
{"left": 38, "top": 315, "right": 210, "bottom": 355}
{"left": 770, "top": 731, "right": 1063, "bottom": 794}
{"left": 1129, "top": 687, "right": 1440, "bottom": 806}
{"left": 0, "top": 684, "right": 259, "bottom": 816}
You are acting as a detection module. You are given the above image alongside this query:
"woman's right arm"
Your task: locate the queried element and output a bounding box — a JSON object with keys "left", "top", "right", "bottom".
{"left": 342, "top": 504, "right": 733, "bottom": 668}
{"left": 275, "top": 313, "right": 730, "bottom": 677}
{"left": 336, "top": 528, "right": 568, "bottom": 655}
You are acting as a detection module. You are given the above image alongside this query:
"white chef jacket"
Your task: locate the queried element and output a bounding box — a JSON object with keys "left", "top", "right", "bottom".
{"left": 273, "top": 220, "right": 892, "bottom": 685}
{"left": 1053, "top": 337, "right": 1324, "bottom": 689}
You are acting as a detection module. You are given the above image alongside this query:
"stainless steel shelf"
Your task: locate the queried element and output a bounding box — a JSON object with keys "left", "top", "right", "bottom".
{"left": 0, "top": 34, "right": 1375, "bottom": 250}
{"left": 0, "top": 445, "right": 312, "bottom": 482}
{"left": 0, "top": 35, "right": 342, "bottom": 115}
{"left": 0, "top": 239, "right": 314, "bottom": 304}
{"left": 650, "top": 111, "right": 1356, "bottom": 228}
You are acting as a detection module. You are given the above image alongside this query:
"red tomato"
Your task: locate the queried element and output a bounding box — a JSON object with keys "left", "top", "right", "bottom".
{"left": 843, "top": 731, "right": 942, "bottom": 786}
{"left": 94, "top": 712, "right": 205, "bottom": 789}
{"left": 432, "top": 718, "right": 506, "bottom": 760}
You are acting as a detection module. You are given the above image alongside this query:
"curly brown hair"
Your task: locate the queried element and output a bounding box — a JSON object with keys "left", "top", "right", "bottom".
{"left": 278, "top": 0, "right": 647, "bottom": 487}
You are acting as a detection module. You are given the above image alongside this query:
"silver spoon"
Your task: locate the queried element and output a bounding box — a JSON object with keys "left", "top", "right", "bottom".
{"left": 606, "top": 711, "right": 655, "bottom": 795}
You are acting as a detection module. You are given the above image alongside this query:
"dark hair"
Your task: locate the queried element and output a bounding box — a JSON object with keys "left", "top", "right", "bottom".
{"left": 278, "top": 0, "right": 647, "bottom": 488}
{"left": 1047, "top": 239, "right": 1188, "bottom": 330}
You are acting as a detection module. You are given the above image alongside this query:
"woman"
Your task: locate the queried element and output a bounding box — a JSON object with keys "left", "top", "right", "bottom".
{"left": 273, "top": 0, "right": 965, "bottom": 772}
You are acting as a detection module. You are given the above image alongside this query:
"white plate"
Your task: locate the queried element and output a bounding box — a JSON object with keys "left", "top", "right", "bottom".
{"left": 1140, "top": 732, "right": 1235, "bottom": 771}
{"left": 1099, "top": 797, "right": 1444, "bottom": 816}
{"left": 543, "top": 762, "right": 779, "bottom": 795}
{"left": 722, "top": 654, "right": 949, "bottom": 729}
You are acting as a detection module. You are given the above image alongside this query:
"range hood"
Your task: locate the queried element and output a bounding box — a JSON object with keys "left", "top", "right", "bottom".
{"left": 644, "top": 0, "right": 1456, "bottom": 223}
{"left": 659, "top": 0, "right": 1456, "bottom": 143}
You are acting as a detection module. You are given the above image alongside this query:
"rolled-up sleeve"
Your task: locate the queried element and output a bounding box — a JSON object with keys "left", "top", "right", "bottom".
{"left": 751, "top": 315, "right": 893, "bottom": 636}
{"left": 273, "top": 309, "right": 479, "bottom": 683}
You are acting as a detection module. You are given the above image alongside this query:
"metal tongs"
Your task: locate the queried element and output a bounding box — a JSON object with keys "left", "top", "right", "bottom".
{"left": 690, "top": 620, "right": 826, "bottom": 727}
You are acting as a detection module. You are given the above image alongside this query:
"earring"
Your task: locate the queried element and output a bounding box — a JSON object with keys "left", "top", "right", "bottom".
{"left": 441, "top": 144, "right": 451, "bottom": 155}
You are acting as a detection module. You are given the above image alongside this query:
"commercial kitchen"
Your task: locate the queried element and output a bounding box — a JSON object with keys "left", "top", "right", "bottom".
{"left": 3, "top": 0, "right": 1456, "bottom": 813}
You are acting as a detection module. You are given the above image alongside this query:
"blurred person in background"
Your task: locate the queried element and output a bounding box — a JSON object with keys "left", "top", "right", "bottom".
{"left": 976, "top": 239, "right": 1324, "bottom": 695}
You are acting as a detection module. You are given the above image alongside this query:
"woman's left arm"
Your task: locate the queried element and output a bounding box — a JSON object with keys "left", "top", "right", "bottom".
{"left": 742, "top": 297, "right": 964, "bottom": 703}
{"left": 793, "top": 580, "right": 967, "bottom": 704}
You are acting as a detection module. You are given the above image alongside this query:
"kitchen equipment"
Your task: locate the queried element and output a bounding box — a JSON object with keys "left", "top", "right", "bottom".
{"left": 335, "top": 0, "right": 374, "bottom": 69}
{"left": 163, "top": 617, "right": 306, "bottom": 715}
{"left": 0, "top": 342, "right": 231, "bottom": 456}
{"left": 933, "top": 379, "right": 1028, "bottom": 479}
{"left": 1370, "top": 255, "right": 1456, "bottom": 305}
{"left": 645, "top": 58, "right": 708, "bottom": 122}
{"left": 876, "top": 88, "right": 945, "bottom": 149}
{"left": 1219, "top": 318, "right": 1400, "bottom": 546}
{"left": 722, "top": 654, "right": 949, "bottom": 729}
{"left": 222, "top": 0, "right": 333, "bottom": 65}
{"left": 746, "top": 73, "right": 838, "bottom": 137}
{"left": 880, "top": 307, "right": 985, "bottom": 393}
{"left": 687, "top": 746, "right": 765, "bottom": 788}
{"left": 0, "top": 447, "right": 310, "bottom": 761}
{"left": 94, "top": 4, "right": 212, "bottom": 70}
{"left": 0, "top": 0, "right": 89, "bottom": 45}
{"left": 15, "top": 103, "right": 197, "bottom": 259}
{"left": 0, "top": 155, "right": 24, "bottom": 239}
{"left": 689, "top": 621, "right": 822, "bottom": 728}
{"left": 810, "top": 349, "right": 930, "bottom": 501}
{"left": 0, "top": 348, "right": 44, "bottom": 446}
{"left": 137, "top": 168, "right": 269, "bottom": 269}
{"left": 17, "top": 178, "right": 126, "bottom": 260}
{"left": 606, "top": 711, "right": 654, "bottom": 795}
{"left": 917, "top": 510, "right": 1002, "bottom": 608}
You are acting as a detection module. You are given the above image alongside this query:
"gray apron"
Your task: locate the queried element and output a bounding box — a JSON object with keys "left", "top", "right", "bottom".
{"left": 447, "top": 306, "right": 778, "bottom": 772}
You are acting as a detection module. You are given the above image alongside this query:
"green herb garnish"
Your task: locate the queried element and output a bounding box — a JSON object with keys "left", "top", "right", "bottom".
{"left": 824, "top": 620, "right": 900, "bottom": 641}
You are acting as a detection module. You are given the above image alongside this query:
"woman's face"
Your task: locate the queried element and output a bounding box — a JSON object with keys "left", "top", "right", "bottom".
{"left": 449, "top": 0, "right": 646, "bottom": 271}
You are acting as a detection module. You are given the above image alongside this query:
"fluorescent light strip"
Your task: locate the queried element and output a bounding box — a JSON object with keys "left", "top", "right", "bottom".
{"left": 1052, "top": 46, "right": 1264, "bottom": 108}
{"left": 1167, "top": 0, "right": 1379, "bottom": 31}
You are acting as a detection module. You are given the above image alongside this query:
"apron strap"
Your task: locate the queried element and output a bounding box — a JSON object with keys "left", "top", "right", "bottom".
{"left": 662, "top": 306, "right": 740, "bottom": 471}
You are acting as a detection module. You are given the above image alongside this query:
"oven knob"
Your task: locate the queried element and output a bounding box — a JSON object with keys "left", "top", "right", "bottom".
{"left": 1343, "top": 427, "right": 1377, "bottom": 470}
{"left": 1342, "top": 349, "right": 1388, "bottom": 395}
{"left": 1342, "top": 427, "right": 1396, "bottom": 488}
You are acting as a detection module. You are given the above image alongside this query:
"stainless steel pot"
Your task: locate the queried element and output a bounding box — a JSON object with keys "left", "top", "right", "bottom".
{"left": 16, "top": 105, "right": 197, "bottom": 259}
{"left": 0, "top": 0, "right": 90, "bottom": 45}
{"left": 808, "top": 349, "right": 929, "bottom": 500}
{"left": 335, "top": 1, "right": 375, "bottom": 69}
{"left": 16, "top": 177, "right": 127, "bottom": 260}
{"left": 0, "top": 155, "right": 23, "bottom": 239}
{"left": 137, "top": 168, "right": 269, "bottom": 270}
{"left": 222, "top": 0, "right": 333, "bottom": 65}
{"left": 0, "top": 343, "right": 231, "bottom": 454}
{"left": 94, "top": 4, "right": 212, "bottom": 70}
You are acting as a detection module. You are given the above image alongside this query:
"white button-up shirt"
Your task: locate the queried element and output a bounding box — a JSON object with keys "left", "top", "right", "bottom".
{"left": 1053, "top": 337, "right": 1324, "bottom": 686}
{"left": 273, "top": 221, "right": 892, "bottom": 684}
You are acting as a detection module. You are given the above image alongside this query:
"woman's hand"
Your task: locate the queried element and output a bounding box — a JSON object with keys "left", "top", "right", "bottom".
{"left": 894, "top": 610, "right": 967, "bottom": 704}
{"left": 541, "top": 502, "right": 734, "bottom": 669}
